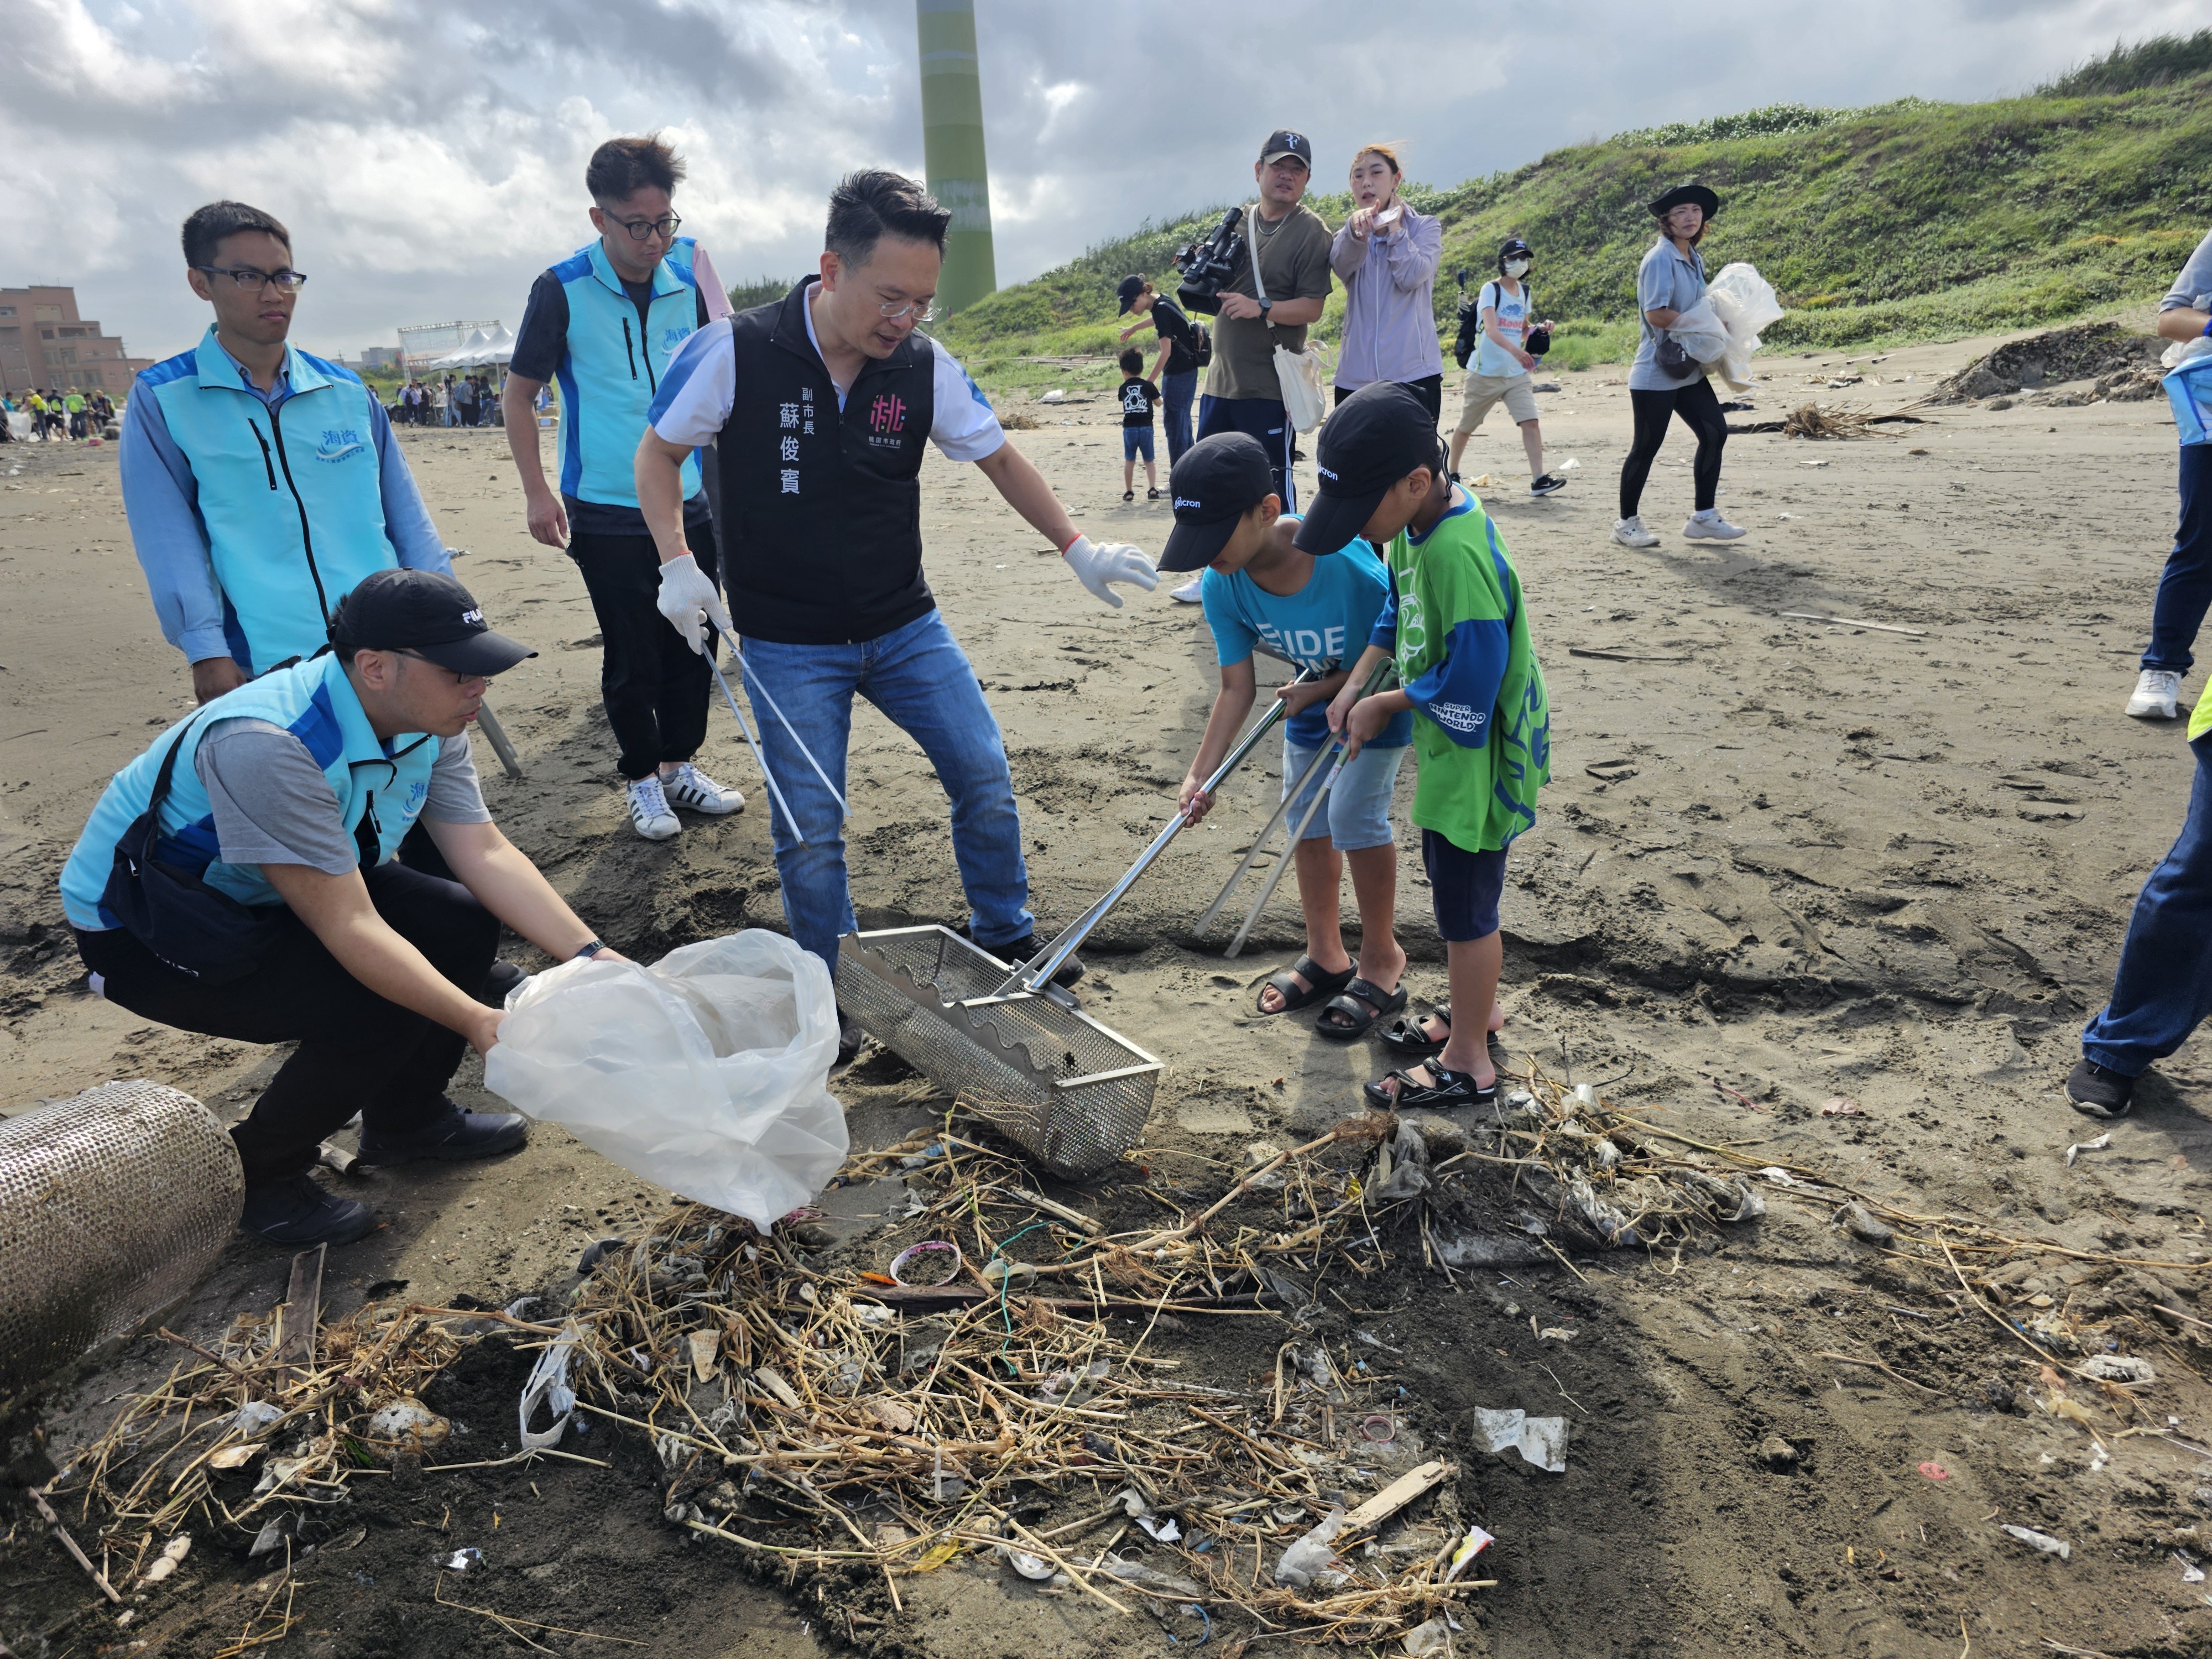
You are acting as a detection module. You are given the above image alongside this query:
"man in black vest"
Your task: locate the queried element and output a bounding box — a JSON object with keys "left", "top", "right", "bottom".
{"left": 635, "top": 170, "right": 1156, "bottom": 1055}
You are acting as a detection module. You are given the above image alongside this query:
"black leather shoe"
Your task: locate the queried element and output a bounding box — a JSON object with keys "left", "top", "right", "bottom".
{"left": 2065, "top": 1058, "right": 2135, "bottom": 1119}
{"left": 986, "top": 932, "right": 1084, "bottom": 989}
{"left": 836, "top": 1004, "right": 864, "bottom": 1066}
{"left": 240, "top": 1174, "right": 377, "bottom": 1247}
{"left": 483, "top": 959, "right": 526, "bottom": 1007}
{"left": 356, "top": 1100, "right": 529, "bottom": 1166}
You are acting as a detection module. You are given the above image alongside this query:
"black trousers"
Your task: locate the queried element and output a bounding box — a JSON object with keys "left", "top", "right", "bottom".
{"left": 1334, "top": 374, "right": 1443, "bottom": 426}
{"left": 570, "top": 517, "right": 717, "bottom": 781}
{"left": 75, "top": 861, "right": 499, "bottom": 1187}
{"left": 1620, "top": 379, "right": 1727, "bottom": 518}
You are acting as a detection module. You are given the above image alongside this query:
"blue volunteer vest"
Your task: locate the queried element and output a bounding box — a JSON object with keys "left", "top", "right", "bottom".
{"left": 60, "top": 652, "right": 438, "bottom": 931}
{"left": 136, "top": 328, "right": 399, "bottom": 674}
{"left": 550, "top": 237, "right": 703, "bottom": 509}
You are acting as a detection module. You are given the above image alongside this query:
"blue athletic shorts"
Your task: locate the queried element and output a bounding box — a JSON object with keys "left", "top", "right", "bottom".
{"left": 1282, "top": 737, "right": 1405, "bottom": 852}
{"left": 1422, "top": 830, "right": 1508, "bottom": 942}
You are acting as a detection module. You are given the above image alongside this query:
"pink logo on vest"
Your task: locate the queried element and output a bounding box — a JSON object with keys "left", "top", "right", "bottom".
{"left": 868, "top": 393, "right": 907, "bottom": 434}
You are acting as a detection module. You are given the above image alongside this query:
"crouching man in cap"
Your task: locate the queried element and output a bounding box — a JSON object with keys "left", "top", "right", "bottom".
{"left": 58, "top": 570, "right": 622, "bottom": 1249}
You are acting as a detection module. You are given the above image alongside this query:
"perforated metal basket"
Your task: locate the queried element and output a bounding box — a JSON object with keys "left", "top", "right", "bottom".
{"left": 0, "top": 1080, "right": 242, "bottom": 1397}
{"left": 835, "top": 927, "right": 1162, "bottom": 1178}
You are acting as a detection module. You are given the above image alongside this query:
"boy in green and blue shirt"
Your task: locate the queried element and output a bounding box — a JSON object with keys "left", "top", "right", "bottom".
{"left": 1297, "top": 381, "right": 1550, "bottom": 1108}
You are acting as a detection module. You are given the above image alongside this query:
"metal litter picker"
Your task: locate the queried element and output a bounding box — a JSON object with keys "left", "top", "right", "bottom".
{"left": 836, "top": 668, "right": 1321, "bottom": 1177}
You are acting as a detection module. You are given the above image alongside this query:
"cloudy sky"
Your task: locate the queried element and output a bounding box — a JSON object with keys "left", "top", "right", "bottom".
{"left": 2, "top": 0, "right": 2197, "bottom": 362}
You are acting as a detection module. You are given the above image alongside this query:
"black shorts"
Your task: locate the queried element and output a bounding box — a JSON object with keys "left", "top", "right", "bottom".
{"left": 1422, "top": 829, "right": 1508, "bottom": 942}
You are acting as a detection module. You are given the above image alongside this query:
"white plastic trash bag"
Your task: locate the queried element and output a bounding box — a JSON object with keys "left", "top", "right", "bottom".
{"left": 1664, "top": 296, "right": 1731, "bottom": 370}
{"left": 1704, "top": 262, "right": 1783, "bottom": 391}
{"left": 483, "top": 931, "right": 848, "bottom": 1231}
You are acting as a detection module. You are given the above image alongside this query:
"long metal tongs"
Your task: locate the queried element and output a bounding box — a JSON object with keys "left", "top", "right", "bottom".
{"left": 977, "top": 666, "right": 1323, "bottom": 1004}
{"left": 702, "top": 629, "right": 855, "bottom": 848}
{"left": 1196, "top": 658, "right": 1399, "bottom": 957}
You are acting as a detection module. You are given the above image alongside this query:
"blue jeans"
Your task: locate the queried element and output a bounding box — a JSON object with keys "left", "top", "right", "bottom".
{"left": 740, "top": 609, "right": 1032, "bottom": 981}
{"left": 2083, "top": 732, "right": 2212, "bottom": 1076}
{"left": 1198, "top": 394, "right": 1295, "bottom": 512}
{"left": 2144, "top": 442, "right": 2212, "bottom": 674}
{"left": 1161, "top": 370, "right": 1198, "bottom": 466}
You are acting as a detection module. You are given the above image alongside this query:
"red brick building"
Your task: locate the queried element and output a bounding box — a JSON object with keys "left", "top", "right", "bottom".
{"left": 0, "top": 286, "right": 153, "bottom": 398}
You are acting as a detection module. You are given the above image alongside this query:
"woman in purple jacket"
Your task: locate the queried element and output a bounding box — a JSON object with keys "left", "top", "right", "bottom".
{"left": 1329, "top": 143, "right": 1445, "bottom": 423}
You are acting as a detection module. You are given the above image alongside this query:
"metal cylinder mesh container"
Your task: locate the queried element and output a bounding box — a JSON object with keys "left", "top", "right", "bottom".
{"left": 0, "top": 1081, "right": 242, "bottom": 1397}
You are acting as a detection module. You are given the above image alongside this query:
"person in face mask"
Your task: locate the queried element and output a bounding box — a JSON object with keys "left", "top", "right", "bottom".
{"left": 1446, "top": 238, "right": 1564, "bottom": 498}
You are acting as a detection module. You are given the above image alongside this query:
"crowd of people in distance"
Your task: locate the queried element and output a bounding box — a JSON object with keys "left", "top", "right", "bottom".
{"left": 0, "top": 385, "right": 115, "bottom": 442}
{"left": 393, "top": 371, "right": 505, "bottom": 427}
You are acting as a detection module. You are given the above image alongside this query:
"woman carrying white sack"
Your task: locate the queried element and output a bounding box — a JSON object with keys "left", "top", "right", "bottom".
{"left": 1615, "top": 182, "right": 1744, "bottom": 549}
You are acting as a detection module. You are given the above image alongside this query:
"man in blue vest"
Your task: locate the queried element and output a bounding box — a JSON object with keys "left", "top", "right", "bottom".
{"left": 636, "top": 170, "right": 1157, "bottom": 1060}
{"left": 60, "top": 570, "right": 624, "bottom": 1249}
{"left": 503, "top": 133, "right": 743, "bottom": 842}
{"left": 119, "top": 200, "right": 452, "bottom": 706}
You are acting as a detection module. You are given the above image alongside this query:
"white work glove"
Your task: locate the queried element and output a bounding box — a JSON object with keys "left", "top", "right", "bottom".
{"left": 1061, "top": 535, "right": 1159, "bottom": 609}
{"left": 654, "top": 553, "right": 734, "bottom": 654}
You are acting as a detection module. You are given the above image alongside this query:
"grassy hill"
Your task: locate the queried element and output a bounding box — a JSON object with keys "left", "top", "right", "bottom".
{"left": 927, "top": 32, "right": 2212, "bottom": 390}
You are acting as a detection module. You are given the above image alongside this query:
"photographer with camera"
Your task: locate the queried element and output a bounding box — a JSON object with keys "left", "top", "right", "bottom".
{"left": 1330, "top": 143, "right": 1443, "bottom": 420}
{"left": 1447, "top": 238, "right": 1564, "bottom": 498}
{"left": 1167, "top": 129, "right": 1333, "bottom": 602}
{"left": 1117, "top": 276, "right": 1203, "bottom": 467}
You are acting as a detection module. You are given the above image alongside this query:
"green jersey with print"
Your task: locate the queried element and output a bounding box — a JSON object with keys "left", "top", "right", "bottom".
{"left": 1378, "top": 489, "right": 1550, "bottom": 852}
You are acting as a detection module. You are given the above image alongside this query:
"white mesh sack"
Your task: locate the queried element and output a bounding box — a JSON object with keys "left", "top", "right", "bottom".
{"left": 484, "top": 931, "right": 847, "bottom": 1232}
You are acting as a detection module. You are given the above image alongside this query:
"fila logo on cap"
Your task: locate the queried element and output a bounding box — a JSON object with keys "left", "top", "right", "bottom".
{"left": 461, "top": 608, "right": 484, "bottom": 626}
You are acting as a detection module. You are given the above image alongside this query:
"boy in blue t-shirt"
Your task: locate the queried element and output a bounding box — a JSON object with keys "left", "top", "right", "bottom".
{"left": 1162, "top": 432, "right": 1415, "bottom": 1037}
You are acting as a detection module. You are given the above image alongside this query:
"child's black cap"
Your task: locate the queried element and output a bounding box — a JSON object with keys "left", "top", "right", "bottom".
{"left": 1160, "top": 432, "right": 1276, "bottom": 572}
{"left": 1294, "top": 383, "right": 1444, "bottom": 556}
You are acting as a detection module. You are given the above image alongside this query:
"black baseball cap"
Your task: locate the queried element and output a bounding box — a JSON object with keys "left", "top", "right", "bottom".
{"left": 330, "top": 568, "right": 536, "bottom": 677}
{"left": 1294, "top": 383, "right": 1444, "bottom": 557}
{"left": 1259, "top": 129, "right": 1313, "bottom": 169}
{"left": 1116, "top": 274, "right": 1147, "bottom": 315}
{"left": 1160, "top": 432, "right": 1277, "bottom": 572}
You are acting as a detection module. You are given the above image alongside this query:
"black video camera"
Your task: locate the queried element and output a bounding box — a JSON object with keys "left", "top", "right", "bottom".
{"left": 1172, "top": 207, "right": 1246, "bottom": 315}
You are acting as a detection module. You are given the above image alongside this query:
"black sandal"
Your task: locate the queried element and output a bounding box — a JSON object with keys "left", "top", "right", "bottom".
{"left": 1256, "top": 956, "right": 1354, "bottom": 1016}
{"left": 1123, "top": 489, "right": 1135, "bottom": 502}
{"left": 1316, "top": 977, "right": 1409, "bottom": 1041}
{"left": 1146, "top": 488, "right": 1161, "bottom": 500}
{"left": 1362, "top": 1064, "right": 1498, "bottom": 1112}
{"left": 1379, "top": 1003, "right": 1452, "bottom": 1057}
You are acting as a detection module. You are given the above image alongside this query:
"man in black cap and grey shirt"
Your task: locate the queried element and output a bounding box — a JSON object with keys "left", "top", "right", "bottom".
{"left": 1172, "top": 128, "right": 1333, "bottom": 603}
{"left": 60, "top": 568, "right": 625, "bottom": 1249}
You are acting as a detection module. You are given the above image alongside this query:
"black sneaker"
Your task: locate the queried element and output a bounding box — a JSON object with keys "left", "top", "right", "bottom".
{"left": 959, "top": 924, "right": 1083, "bottom": 988}
{"left": 483, "top": 958, "right": 526, "bottom": 1007}
{"left": 240, "top": 1173, "right": 377, "bottom": 1248}
{"left": 836, "top": 1004, "right": 864, "bottom": 1066}
{"left": 2065, "top": 1058, "right": 2135, "bottom": 1119}
{"left": 1530, "top": 473, "right": 1567, "bottom": 497}
{"left": 356, "top": 1100, "right": 529, "bottom": 1166}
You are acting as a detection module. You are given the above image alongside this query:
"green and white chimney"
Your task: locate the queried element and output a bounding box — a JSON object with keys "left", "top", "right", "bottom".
{"left": 916, "top": 0, "right": 997, "bottom": 315}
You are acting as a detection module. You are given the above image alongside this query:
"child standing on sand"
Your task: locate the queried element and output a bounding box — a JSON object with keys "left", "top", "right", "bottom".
{"left": 1297, "top": 382, "right": 1551, "bottom": 1107}
{"left": 1118, "top": 347, "right": 1161, "bottom": 502}
{"left": 1159, "top": 432, "right": 1416, "bottom": 1035}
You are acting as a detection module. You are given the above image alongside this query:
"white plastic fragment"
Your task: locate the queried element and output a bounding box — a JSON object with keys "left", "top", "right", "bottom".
{"left": 1443, "top": 1524, "right": 1495, "bottom": 1582}
{"left": 233, "top": 1401, "right": 284, "bottom": 1437}
{"left": 1274, "top": 1506, "right": 1348, "bottom": 1588}
{"left": 1471, "top": 1407, "right": 1567, "bottom": 1474}
{"left": 518, "top": 1319, "right": 584, "bottom": 1452}
{"left": 2079, "top": 1354, "right": 2154, "bottom": 1384}
{"left": 1402, "top": 1616, "right": 1453, "bottom": 1655}
{"left": 2065, "top": 1133, "right": 2111, "bottom": 1168}
{"left": 2001, "top": 1524, "right": 2071, "bottom": 1561}
{"left": 138, "top": 1535, "right": 191, "bottom": 1587}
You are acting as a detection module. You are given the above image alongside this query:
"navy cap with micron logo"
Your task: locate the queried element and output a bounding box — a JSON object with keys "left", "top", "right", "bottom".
{"left": 1159, "top": 433, "right": 1280, "bottom": 572}
{"left": 329, "top": 567, "right": 538, "bottom": 677}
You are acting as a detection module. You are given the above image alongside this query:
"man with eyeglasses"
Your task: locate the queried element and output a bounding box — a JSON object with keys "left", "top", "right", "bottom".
{"left": 635, "top": 169, "right": 1157, "bottom": 1062}
{"left": 119, "top": 199, "right": 452, "bottom": 705}
{"left": 503, "top": 133, "right": 744, "bottom": 843}
{"left": 59, "top": 568, "right": 623, "bottom": 1249}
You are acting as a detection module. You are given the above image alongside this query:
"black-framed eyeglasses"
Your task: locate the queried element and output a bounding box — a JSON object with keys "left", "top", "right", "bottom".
{"left": 607, "top": 213, "right": 681, "bottom": 242}
{"left": 394, "top": 649, "right": 486, "bottom": 685}
{"left": 195, "top": 265, "right": 308, "bottom": 291}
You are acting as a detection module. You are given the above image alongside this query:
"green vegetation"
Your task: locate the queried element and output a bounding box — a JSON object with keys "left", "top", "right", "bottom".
{"left": 937, "top": 39, "right": 2212, "bottom": 389}
{"left": 726, "top": 275, "right": 801, "bottom": 311}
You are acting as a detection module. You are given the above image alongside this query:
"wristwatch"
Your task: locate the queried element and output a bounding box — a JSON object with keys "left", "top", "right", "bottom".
{"left": 572, "top": 938, "right": 606, "bottom": 960}
{"left": 1258, "top": 298, "right": 1274, "bottom": 317}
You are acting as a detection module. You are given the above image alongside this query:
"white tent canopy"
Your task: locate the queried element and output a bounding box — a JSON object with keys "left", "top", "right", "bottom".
{"left": 420, "top": 325, "right": 515, "bottom": 370}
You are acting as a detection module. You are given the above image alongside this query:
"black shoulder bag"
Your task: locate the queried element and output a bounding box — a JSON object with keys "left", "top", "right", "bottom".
{"left": 99, "top": 713, "right": 289, "bottom": 982}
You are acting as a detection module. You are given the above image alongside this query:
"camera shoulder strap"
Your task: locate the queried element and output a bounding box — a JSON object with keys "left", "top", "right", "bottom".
{"left": 1244, "top": 204, "right": 1275, "bottom": 331}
